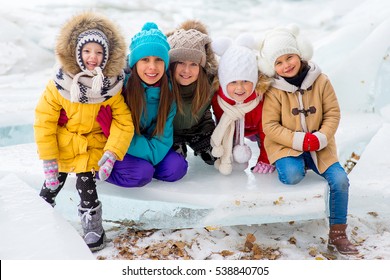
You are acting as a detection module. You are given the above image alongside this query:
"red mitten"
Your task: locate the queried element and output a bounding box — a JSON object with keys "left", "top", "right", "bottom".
{"left": 96, "top": 105, "right": 112, "bottom": 138}
{"left": 58, "top": 109, "right": 68, "bottom": 127}
{"left": 302, "top": 133, "right": 320, "bottom": 151}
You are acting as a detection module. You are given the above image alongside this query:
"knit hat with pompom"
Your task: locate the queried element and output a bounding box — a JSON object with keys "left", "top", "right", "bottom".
{"left": 210, "top": 33, "right": 261, "bottom": 175}
{"left": 212, "top": 33, "right": 258, "bottom": 100}
{"left": 168, "top": 28, "right": 211, "bottom": 67}
{"left": 258, "top": 24, "right": 313, "bottom": 77}
{"left": 75, "top": 29, "right": 110, "bottom": 71}
{"left": 129, "top": 22, "right": 170, "bottom": 70}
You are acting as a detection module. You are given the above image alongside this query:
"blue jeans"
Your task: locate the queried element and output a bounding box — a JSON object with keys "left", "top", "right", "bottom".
{"left": 275, "top": 152, "right": 349, "bottom": 225}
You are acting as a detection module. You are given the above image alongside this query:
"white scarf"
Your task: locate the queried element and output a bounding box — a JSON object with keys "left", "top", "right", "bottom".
{"left": 211, "top": 95, "right": 260, "bottom": 175}
{"left": 54, "top": 67, "right": 125, "bottom": 104}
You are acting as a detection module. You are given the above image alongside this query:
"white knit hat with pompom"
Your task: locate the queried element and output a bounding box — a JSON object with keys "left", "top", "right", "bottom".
{"left": 212, "top": 33, "right": 258, "bottom": 99}
{"left": 258, "top": 24, "right": 313, "bottom": 77}
{"left": 210, "top": 33, "right": 261, "bottom": 175}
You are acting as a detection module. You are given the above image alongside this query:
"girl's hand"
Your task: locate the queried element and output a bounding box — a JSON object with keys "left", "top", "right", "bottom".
{"left": 251, "top": 161, "right": 275, "bottom": 174}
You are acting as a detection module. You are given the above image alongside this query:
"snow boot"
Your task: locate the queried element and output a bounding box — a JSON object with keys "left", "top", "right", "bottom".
{"left": 199, "top": 149, "right": 216, "bottom": 165}
{"left": 78, "top": 202, "right": 106, "bottom": 252}
{"left": 328, "top": 224, "right": 359, "bottom": 255}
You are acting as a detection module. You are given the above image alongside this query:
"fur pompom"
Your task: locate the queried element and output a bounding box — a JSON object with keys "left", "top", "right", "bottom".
{"left": 233, "top": 144, "right": 252, "bottom": 163}
{"left": 235, "top": 33, "right": 256, "bottom": 49}
{"left": 287, "top": 23, "right": 300, "bottom": 36}
{"left": 211, "top": 37, "right": 232, "bottom": 56}
{"left": 180, "top": 19, "right": 209, "bottom": 34}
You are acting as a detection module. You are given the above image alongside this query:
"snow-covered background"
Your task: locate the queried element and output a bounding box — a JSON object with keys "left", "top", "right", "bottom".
{"left": 1, "top": 0, "right": 390, "bottom": 267}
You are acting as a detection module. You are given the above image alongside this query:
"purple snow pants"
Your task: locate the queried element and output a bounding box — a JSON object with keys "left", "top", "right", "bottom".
{"left": 105, "top": 149, "right": 188, "bottom": 188}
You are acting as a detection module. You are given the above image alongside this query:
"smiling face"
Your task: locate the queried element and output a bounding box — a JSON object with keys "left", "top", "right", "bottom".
{"left": 274, "top": 53, "right": 302, "bottom": 78}
{"left": 226, "top": 80, "right": 254, "bottom": 103}
{"left": 174, "top": 60, "right": 200, "bottom": 86}
{"left": 81, "top": 42, "right": 104, "bottom": 71}
{"left": 136, "top": 56, "right": 165, "bottom": 85}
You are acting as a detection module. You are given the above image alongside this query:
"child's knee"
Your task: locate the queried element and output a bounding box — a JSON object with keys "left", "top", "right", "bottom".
{"left": 277, "top": 168, "right": 305, "bottom": 185}
{"left": 280, "top": 173, "right": 304, "bottom": 185}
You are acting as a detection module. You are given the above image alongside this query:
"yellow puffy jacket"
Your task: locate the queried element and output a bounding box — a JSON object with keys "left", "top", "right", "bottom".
{"left": 34, "top": 80, "right": 134, "bottom": 173}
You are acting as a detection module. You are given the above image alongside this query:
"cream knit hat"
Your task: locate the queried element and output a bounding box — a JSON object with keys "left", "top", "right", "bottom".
{"left": 258, "top": 24, "right": 313, "bottom": 77}
{"left": 212, "top": 33, "right": 258, "bottom": 99}
{"left": 168, "top": 28, "right": 211, "bottom": 67}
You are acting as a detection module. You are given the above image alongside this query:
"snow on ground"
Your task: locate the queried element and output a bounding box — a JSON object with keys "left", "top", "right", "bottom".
{"left": 1, "top": 0, "right": 390, "bottom": 273}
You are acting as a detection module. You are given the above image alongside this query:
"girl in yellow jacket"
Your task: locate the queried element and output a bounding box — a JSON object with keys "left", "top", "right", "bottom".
{"left": 33, "top": 12, "right": 134, "bottom": 252}
{"left": 259, "top": 25, "right": 358, "bottom": 255}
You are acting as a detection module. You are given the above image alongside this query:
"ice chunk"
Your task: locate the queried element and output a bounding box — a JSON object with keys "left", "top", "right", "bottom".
{"left": 349, "top": 123, "right": 390, "bottom": 216}
{"left": 0, "top": 174, "right": 94, "bottom": 259}
{"left": 0, "top": 142, "right": 328, "bottom": 230}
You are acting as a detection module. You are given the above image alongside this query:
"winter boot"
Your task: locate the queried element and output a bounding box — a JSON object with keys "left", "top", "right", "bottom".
{"left": 328, "top": 224, "right": 359, "bottom": 255}
{"left": 78, "top": 202, "right": 106, "bottom": 252}
{"left": 199, "top": 149, "right": 216, "bottom": 165}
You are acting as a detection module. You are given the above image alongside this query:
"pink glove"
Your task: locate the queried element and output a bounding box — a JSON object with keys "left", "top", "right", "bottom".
{"left": 96, "top": 105, "right": 112, "bottom": 138}
{"left": 252, "top": 161, "right": 275, "bottom": 174}
{"left": 43, "top": 159, "right": 60, "bottom": 190}
{"left": 98, "top": 150, "right": 116, "bottom": 181}
{"left": 302, "top": 132, "right": 320, "bottom": 151}
{"left": 58, "top": 109, "right": 68, "bottom": 127}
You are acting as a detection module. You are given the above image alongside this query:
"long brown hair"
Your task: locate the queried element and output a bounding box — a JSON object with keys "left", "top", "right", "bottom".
{"left": 170, "top": 62, "right": 211, "bottom": 120}
{"left": 124, "top": 67, "right": 173, "bottom": 136}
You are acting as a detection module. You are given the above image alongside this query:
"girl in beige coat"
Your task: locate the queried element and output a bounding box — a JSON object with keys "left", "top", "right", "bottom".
{"left": 34, "top": 12, "right": 134, "bottom": 251}
{"left": 259, "top": 25, "right": 358, "bottom": 255}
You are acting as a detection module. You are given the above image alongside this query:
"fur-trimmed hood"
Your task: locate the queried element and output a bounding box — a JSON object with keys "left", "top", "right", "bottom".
{"left": 166, "top": 19, "right": 218, "bottom": 77}
{"left": 56, "top": 11, "right": 126, "bottom": 77}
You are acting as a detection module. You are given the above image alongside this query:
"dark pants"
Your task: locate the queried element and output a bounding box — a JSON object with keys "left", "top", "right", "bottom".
{"left": 39, "top": 171, "right": 99, "bottom": 208}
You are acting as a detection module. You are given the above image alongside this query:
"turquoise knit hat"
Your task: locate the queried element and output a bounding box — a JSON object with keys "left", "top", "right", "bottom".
{"left": 128, "top": 22, "right": 170, "bottom": 70}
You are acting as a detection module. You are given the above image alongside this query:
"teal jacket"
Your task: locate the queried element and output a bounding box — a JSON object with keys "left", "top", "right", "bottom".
{"left": 127, "top": 83, "right": 176, "bottom": 165}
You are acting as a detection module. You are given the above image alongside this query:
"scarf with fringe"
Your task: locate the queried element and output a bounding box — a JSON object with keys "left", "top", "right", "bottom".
{"left": 211, "top": 95, "right": 260, "bottom": 175}
{"left": 54, "top": 67, "right": 124, "bottom": 104}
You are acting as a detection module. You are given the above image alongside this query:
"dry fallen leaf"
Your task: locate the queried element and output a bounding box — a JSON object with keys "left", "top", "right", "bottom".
{"left": 308, "top": 247, "right": 317, "bottom": 257}
{"left": 321, "top": 252, "right": 338, "bottom": 260}
{"left": 368, "top": 211, "right": 378, "bottom": 217}
{"left": 246, "top": 233, "right": 256, "bottom": 243}
{"left": 288, "top": 236, "right": 297, "bottom": 245}
{"left": 244, "top": 240, "right": 254, "bottom": 251}
{"left": 205, "top": 226, "right": 220, "bottom": 231}
{"left": 273, "top": 196, "right": 284, "bottom": 205}
{"left": 220, "top": 250, "right": 234, "bottom": 257}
